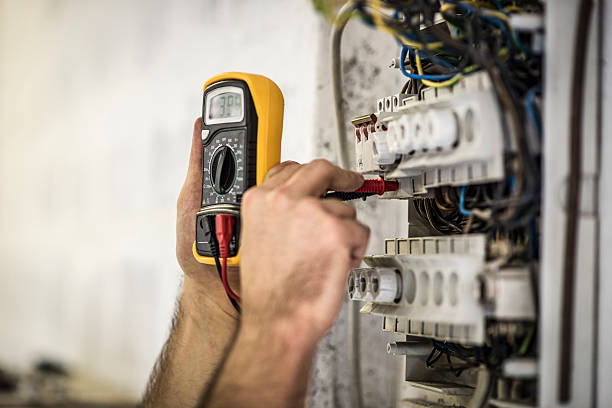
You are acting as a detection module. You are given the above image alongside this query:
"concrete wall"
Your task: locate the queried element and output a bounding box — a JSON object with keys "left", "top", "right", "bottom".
{"left": 0, "top": 0, "right": 320, "bottom": 399}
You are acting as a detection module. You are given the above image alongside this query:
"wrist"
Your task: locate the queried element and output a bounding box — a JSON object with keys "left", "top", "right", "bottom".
{"left": 240, "top": 316, "right": 318, "bottom": 384}
{"left": 182, "top": 274, "right": 240, "bottom": 321}
{"left": 209, "top": 318, "right": 316, "bottom": 407}
{"left": 240, "top": 316, "right": 317, "bottom": 353}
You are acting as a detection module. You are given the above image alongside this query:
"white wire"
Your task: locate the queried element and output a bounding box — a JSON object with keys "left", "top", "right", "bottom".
{"left": 331, "top": 1, "right": 355, "bottom": 170}
{"left": 330, "top": 4, "right": 363, "bottom": 408}
{"left": 468, "top": 366, "right": 493, "bottom": 408}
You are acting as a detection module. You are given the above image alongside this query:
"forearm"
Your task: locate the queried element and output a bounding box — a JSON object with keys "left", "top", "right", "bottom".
{"left": 144, "top": 275, "right": 239, "bottom": 408}
{"left": 201, "top": 319, "right": 316, "bottom": 408}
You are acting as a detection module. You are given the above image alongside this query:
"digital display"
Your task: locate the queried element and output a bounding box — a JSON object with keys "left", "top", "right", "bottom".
{"left": 208, "top": 92, "right": 243, "bottom": 121}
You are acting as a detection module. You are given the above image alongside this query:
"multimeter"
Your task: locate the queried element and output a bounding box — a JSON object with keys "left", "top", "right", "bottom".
{"left": 192, "top": 72, "right": 284, "bottom": 268}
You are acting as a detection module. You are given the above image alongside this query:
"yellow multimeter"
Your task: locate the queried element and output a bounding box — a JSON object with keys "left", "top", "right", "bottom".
{"left": 192, "top": 72, "right": 284, "bottom": 266}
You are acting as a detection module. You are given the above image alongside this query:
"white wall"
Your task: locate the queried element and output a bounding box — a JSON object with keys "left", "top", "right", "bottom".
{"left": 0, "top": 0, "right": 320, "bottom": 399}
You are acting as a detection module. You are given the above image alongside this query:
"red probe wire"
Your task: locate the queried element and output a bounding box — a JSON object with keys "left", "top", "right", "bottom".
{"left": 215, "top": 214, "right": 240, "bottom": 303}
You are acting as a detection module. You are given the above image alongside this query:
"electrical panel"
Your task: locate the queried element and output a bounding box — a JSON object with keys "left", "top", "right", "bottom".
{"left": 329, "top": 1, "right": 551, "bottom": 406}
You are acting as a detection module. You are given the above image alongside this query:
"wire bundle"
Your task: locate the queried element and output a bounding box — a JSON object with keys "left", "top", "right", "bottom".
{"left": 347, "top": 0, "right": 543, "bottom": 256}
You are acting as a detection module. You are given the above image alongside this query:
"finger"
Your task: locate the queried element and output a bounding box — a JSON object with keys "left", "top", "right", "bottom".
{"left": 341, "top": 219, "right": 370, "bottom": 262}
{"left": 327, "top": 218, "right": 370, "bottom": 275}
{"left": 186, "top": 117, "right": 203, "bottom": 186}
{"left": 319, "top": 198, "right": 356, "bottom": 219}
{"left": 284, "top": 159, "right": 364, "bottom": 197}
{"left": 177, "top": 118, "right": 203, "bottom": 213}
{"left": 262, "top": 161, "right": 301, "bottom": 187}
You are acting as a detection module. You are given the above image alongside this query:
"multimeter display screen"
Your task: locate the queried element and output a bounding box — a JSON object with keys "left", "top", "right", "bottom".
{"left": 208, "top": 92, "right": 243, "bottom": 121}
{"left": 205, "top": 87, "right": 244, "bottom": 124}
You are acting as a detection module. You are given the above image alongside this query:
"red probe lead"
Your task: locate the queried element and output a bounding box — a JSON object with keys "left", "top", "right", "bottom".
{"left": 215, "top": 214, "right": 240, "bottom": 303}
{"left": 353, "top": 177, "right": 399, "bottom": 195}
{"left": 323, "top": 177, "right": 399, "bottom": 201}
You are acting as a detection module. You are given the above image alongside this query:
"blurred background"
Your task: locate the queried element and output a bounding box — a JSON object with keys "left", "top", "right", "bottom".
{"left": 0, "top": 0, "right": 405, "bottom": 405}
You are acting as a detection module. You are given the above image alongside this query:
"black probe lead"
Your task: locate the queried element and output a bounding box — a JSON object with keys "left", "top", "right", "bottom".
{"left": 206, "top": 216, "right": 241, "bottom": 313}
{"left": 214, "top": 254, "right": 241, "bottom": 313}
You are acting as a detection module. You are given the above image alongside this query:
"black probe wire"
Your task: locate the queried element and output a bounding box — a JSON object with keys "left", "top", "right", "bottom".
{"left": 206, "top": 216, "right": 241, "bottom": 313}
{"left": 559, "top": 0, "right": 593, "bottom": 402}
{"left": 324, "top": 191, "right": 376, "bottom": 201}
{"left": 214, "top": 255, "right": 241, "bottom": 313}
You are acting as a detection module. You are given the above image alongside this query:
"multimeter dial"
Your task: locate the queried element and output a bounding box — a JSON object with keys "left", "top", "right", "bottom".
{"left": 202, "top": 130, "right": 247, "bottom": 205}
{"left": 210, "top": 145, "right": 237, "bottom": 194}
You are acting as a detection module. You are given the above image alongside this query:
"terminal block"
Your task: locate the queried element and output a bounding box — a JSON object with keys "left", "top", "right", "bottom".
{"left": 353, "top": 72, "right": 506, "bottom": 198}
{"left": 348, "top": 235, "right": 536, "bottom": 345}
{"left": 347, "top": 267, "right": 402, "bottom": 304}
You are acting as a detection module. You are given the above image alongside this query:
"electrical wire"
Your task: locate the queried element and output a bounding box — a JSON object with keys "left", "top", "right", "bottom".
{"left": 415, "top": 50, "right": 477, "bottom": 87}
{"left": 468, "top": 367, "right": 494, "bottom": 408}
{"left": 399, "top": 46, "right": 456, "bottom": 80}
{"left": 459, "top": 186, "right": 473, "bottom": 216}
{"left": 369, "top": 0, "right": 445, "bottom": 49}
{"left": 208, "top": 215, "right": 240, "bottom": 313}
{"left": 331, "top": 1, "right": 356, "bottom": 170}
{"left": 214, "top": 255, "right": 241, "bottom": 313}
{"left": 559, "top": 0, "right": 593, "bottom": 402}
{"left": 330, "top": 4, "right": 363, "bottom": 408}
{"left": 220, "top": 257, "right": 239, "bottom": 303}
{"left": 525, "top": 83, "right": 542, "bottom": 136}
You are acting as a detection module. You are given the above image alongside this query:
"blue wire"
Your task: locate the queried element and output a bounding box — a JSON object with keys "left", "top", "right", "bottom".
{"left": 525, "top": 84, "right": 542, "bottom": 136}
{"left": 459, "top": 186, "right": 472, "bottom": 216}
{"left": 509, "top": 174, "right": 517, "bottom": 193}
{"left": 402, "top": 44, "right": 457, "bottom": 69}
{"left": 480, "top": 15, "right": 514, "bottom": 59}
{"left": 399, "top": 46, "right": 456, "bottom": 80}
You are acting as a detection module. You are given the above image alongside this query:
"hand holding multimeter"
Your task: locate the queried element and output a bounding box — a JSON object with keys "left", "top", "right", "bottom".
{"left": 193, "top": 72, "right": 398, "bottom": 312}
{"left": 192, "top": 73, "right": 284, "bottom": 311}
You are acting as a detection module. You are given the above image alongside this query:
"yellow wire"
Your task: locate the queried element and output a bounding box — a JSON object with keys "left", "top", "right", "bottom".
{"left": 415, "top": 51, "right": 478, "bottom": 88}
{"left": 463, "top": 0, "right": 497, "bottom": 8}
{"left": 440, "top": 3, "right": 455, "bottom": 13}
{"left": 415, "top": 52, "right": 461, "bottom": 88}
{"left": 370, "top": 0, "right": 402, "bottom": 39}
{"left": 504, "top": 5, "right": 524, "bottom": 13}
{"left": 481, "top": 9, "right": 511, "bottom": 24}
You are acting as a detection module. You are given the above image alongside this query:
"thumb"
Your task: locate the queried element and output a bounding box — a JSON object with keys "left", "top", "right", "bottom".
{"left": 186, "top": 117, "right": 203, "bottom": 187}
{"left": 178, "top": 117, "right": 203, "bottom": 214}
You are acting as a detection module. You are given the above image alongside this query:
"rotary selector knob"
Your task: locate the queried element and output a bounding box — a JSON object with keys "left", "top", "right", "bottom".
{"left": 210, "top": 145, "right": 236, "bottom": 195}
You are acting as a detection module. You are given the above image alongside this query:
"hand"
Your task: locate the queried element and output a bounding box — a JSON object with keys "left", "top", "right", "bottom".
{"left": 239, "top": 159, "right": 370, "bottom": 343}
{"left": 176, "top": 117, "right": 239, "bottom": 317}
